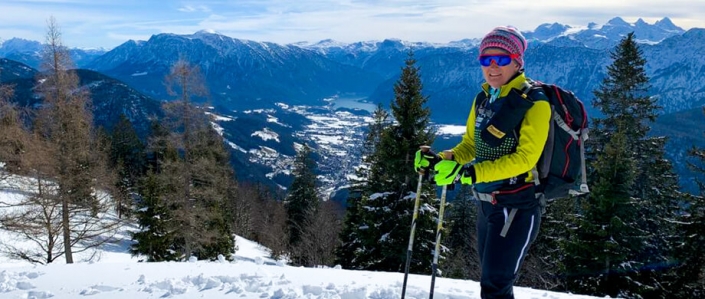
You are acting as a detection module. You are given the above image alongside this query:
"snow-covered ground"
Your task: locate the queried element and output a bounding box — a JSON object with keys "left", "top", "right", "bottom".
{"left": 0, "top": 173, "right": 606, "bottom": 299}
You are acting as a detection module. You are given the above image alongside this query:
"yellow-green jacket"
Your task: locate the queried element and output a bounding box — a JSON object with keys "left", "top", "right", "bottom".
{"left": 452, "top": 73, "right": 551, "bottom": 206}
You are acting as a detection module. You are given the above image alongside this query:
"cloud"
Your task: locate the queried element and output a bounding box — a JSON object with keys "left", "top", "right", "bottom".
{"left": 178, "top": 5, "right": 211, "bottom": 13}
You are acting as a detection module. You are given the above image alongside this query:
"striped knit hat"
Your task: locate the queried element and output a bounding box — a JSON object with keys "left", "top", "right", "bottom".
{"left": 479, "top": 26, "right": 528, "bottom": 68}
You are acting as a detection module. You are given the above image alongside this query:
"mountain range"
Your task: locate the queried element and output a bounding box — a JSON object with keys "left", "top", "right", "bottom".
{"left": 1, "top": 16, "right": 704, "bottom": 195}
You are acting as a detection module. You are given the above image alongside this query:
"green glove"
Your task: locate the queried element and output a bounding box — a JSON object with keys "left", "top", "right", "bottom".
{"left": 414, "top": 149, "right": 440, "bottom": 173}
{"left": 434, "top": 162, "right": 476, "bottom": 186}
{"left": 433, "top": 160, "right": 463, "bottom": 186}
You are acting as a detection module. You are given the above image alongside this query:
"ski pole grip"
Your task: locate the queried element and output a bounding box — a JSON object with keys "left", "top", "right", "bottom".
{"left": 419, "top": 145, "right": 441, "bottom": 169}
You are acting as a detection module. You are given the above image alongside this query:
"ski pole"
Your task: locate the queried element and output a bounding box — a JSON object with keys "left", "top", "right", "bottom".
{"left": 401, "top": 145, "right": 431, "bottom": 299}
{"left": 429, "top": 184, "right": 448, "bottom": 299}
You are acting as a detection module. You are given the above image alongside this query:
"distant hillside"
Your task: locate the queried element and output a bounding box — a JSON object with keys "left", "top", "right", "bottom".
{"left": 86, "top": 32, "right": 383, "bottom": 111}
{"left": 0, "top": 58, "right": 162, "bottom": 138}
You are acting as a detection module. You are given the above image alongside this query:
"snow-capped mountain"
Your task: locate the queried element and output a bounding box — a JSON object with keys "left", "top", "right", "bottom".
{"left": 86, "top": 31, "right": 382, "bottom": 111}
{"left": 0, "top": 37, "right": 106, "bottom": 69}
{"left": 524, "top": 17, "right": 685, "bottom": 48}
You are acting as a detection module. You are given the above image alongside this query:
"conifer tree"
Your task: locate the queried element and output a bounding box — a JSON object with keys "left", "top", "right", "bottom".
{"left": 382, "top": 50, "right": 435, "bottom": 190}
{"left": 561, "top": 32, "right": 680, "bottom": 298}
{"left": 187, "top": 126, "right": 238, "bottom": 260}
{"left": 132, "top": 60, "right": 235, "bottom": 261}
{"left": 130, "top": 171, "right": 179, "bottom": 261}
{"left": 336, "top": 50, "right": 440, "bottom": 273}
{"left": 131, "top": 121, "right": 180, "bottom": 261}
{"left": 285, "top": 143, "right": 320, "bottom": 266}
{"left": 109, "top": 114, "right": 146, "bottom": 218}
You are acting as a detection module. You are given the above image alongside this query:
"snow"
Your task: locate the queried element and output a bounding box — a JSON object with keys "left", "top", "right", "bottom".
{"left": 251, "top": 128, "right": 280, "bottom": 142}
{"left": 0, "top": 174, "right": 606, "bottom": 299}
{"left": 436, "top": 125, "right": 466, "bottom": 136}
{"left": 266, "top": 114, "right": 288, "bottom": 127}
{"left": 206, "top": 111, "right": 235, "bottom": 122}
{"left": 227, "top": 141, "right": 248, "bottom": 153}
{"left": 561, "top": 25, "right": 589, "bottom": 36}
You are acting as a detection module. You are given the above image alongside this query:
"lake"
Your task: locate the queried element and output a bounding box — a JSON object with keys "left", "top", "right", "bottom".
{"left": 331, "top": 97, "right": 377, "bottom": 112}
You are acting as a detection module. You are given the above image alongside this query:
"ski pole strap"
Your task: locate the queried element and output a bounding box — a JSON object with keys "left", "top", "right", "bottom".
{"left": 500, "top": 208, "right": 518, "bottom": 238}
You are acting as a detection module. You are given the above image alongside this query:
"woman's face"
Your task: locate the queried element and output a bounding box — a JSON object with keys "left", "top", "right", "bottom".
{"left": 480, "top": 48, "right": 520, "bottom": 89}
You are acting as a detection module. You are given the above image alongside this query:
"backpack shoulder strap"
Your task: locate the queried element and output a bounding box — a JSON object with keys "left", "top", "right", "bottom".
{"left": 521, "top": 79, "right": 549, "bottom": 103}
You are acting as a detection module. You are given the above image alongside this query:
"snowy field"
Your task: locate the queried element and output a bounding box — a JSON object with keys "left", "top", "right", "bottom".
{"left": 0, "top": 173, "right": 607, "bottom": 299}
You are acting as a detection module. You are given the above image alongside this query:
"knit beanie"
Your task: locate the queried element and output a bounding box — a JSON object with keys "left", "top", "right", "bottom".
{"left": 479, "top": 26, "right": 528, "bottom": 68}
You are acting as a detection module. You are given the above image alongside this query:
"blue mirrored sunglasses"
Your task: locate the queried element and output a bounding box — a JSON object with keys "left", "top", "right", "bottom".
{"left": 478, "top": 54, "right": 519, "bottom": 67}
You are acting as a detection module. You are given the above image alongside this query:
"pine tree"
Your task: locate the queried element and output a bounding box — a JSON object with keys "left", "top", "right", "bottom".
{"left": 336, "top": 50, "right": 440, "bottom": 273}
{"left": 188, "top": 126, "right": 237, "bottom": 260}
{"left": 131, "top": 121, "right": 181, "bottom": 261}
{"left": 285, "top": 143, "right": 320, "bottom": 266}
{"left": 380, "top": 50, "right": 435, "bottom": 191}
{"left": 109, "top": 114, "right": 146, "bottom": 218}
{"left": 561, "top": 32, "right": 680, "bottom": 298}
{"left": 132, "top": 60, "right": 236, "bottom": 261}
{"left": 130, "top": 171, "right": 179, "bottom": 261}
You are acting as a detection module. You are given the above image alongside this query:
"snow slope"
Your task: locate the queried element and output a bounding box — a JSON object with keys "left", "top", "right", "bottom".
{"left": 0, "top": 173, "right": 607, "bottom": 299}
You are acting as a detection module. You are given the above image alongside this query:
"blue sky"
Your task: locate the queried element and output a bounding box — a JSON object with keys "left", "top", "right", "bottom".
{"left": 1, "top": 0, "right": 704, "bottom": 49}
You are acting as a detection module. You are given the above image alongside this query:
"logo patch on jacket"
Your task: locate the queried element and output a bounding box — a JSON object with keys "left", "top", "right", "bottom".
{"left": 486, "top": 125, "right": 505, "bottom": 139}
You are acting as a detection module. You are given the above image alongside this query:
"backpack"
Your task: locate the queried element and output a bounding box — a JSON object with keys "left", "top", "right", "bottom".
{"left": 527, "top": 80, "right": 590, "bottom": 201}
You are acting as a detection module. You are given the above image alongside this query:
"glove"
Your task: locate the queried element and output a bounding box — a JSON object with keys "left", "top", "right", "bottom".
{"left": 433, "top": 161, "right": 476, "bottom": 186}
{"left": 432, "top": 160, "right": 462, "bottom": 186}
{"left": 480, "top": 88, "right": 535, "bottom": 147}
{"left": 414, "top": 148, "right": 441, "bottom": 173}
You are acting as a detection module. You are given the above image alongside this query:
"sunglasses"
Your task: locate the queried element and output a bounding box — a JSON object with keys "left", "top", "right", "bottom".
{"left": 478, "top": 54, "right": 519, "bottom": 67}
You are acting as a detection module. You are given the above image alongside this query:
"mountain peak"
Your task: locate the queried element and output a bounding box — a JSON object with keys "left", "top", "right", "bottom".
{"left": 312, "top": 39, "right": 347, "bottom": 47}
{"left": 536, "top": 22, "right": 571, "bottom": 32}
{"left": 655, "top": 17, "right": 683, "bottom": 31}
{"left": 0, "top": 37, "right": 42, "bottom": 53}
{"left": 635, "top": 18, "right": 648, "bottom": 27}
{"left": 195, "top": 29, "right": 219, "bottom": 36}
{"left": 606, "top": 17, "right": 630, "bottom": 26}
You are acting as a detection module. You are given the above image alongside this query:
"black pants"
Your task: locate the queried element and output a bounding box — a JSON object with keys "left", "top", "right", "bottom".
{"left": 477, "top": 201, "right": 541, "bottom": 299}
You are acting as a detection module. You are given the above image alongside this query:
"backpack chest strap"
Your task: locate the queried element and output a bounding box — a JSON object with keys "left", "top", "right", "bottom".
{"left": 553, "top": 113, "right": 581, "bottom": 140}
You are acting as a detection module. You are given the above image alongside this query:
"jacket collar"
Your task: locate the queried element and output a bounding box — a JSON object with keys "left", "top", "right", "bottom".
{"left": 481, "top": 72, "right": 530, "bottom": 98}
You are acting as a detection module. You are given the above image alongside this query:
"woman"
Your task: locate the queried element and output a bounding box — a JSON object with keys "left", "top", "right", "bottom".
{"left": 416, "top": 26, "right": 551, "bottom": 299}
